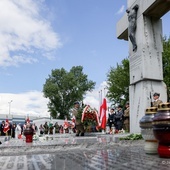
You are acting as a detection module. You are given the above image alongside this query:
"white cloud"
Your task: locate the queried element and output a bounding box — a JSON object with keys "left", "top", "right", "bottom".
{"left": 0, "top": 0, "right": 62, "bottom": 67}
{"left": 84, "top": 81, "right": 109, "bottom": 110}
{"left": 0, "top": 91, "right": 49, "bottom": 117}
{"left": 116, "top": 5, "right": 125, "bottom": 15}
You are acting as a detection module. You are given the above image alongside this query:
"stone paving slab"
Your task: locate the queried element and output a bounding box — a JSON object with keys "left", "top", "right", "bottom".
{"left": 0, "top": 133, "right": 121, "bottom": 156}
{"left": 0, "top": 142, "right": 170, "bottom": 170}
{"left": 0, "top": 133, "right": 170, "bottom": 170}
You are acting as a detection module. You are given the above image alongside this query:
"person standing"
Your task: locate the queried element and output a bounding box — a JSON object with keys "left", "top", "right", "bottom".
{"left": 3, "top": 119, "right": 10, "bottom": 136}
{"left": 59, "top": 125, "right": 63, "bottom": 134}
{"left": 11, "top": 123, "right": 16, "bottom": 138}
{"left": 124, "top": 102, "right": 130, "bottom": 132}
{"left": 71, "top": 101, "right": 85, "bottom": 136}
{"left": 15, "top": 123, "right": 22, "bottom": 139}
{"left": 108, "top": 108, "right": 115, "bottom": 132}
{"left": 39, "top": 124, "right": 44, "bottom": 135}
{"left": 115, "top": 105, "right": 124, "bottom": 131}
{"left": 152, "top": 93, "right": 163, "bottom": 107}
{"left": 43, "top": 122, "right": 49, "bottom": 134}
{"left": 0, "top": 121, "right": 5, "bottom": 136}
{"left": 49, "top": 122, "right": 54, "bottom": 135}
{"left": 54, "top": 122, "right": 60, "bottom": 134}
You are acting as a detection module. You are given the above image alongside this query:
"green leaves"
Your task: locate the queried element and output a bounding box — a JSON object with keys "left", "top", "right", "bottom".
{"left": 119, "top": 133, "right": 143, "bottom": 140}
{"left": 162, "top": 36, "right": 170, "bottom": 101}
{"left": 106, "top": 58, "right": 130, "bottom": 106}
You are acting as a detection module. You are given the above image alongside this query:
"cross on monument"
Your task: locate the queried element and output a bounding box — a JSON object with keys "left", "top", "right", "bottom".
{"left": 117, "top": 0, "right": 170, "bottom": 133}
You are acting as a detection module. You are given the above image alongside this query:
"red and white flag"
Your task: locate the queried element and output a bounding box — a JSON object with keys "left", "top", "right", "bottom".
{"left": 99, "top": 98, "right": 107, "bottom": 129}
{"left": 3, "top": 119, "right": 10, "bottom": 133}
{"left": 63, "top": 117, "right": 69, "bottom": 129}
{"left": 26, "top": 116, "right": 30, "bottom": 124}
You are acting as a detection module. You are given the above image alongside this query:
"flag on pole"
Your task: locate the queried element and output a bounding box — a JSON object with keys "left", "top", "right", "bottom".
{"left": 26, "top": 114, "right": 30, "bottom": 124}
{"left": 3, "top": 119, "right": 10, "bottom": 133}
{"left": 26, "top": 117, "right": 30, "bottom": 124}
{"left": 99, "top": 98, "right": 107, "bottom": 129}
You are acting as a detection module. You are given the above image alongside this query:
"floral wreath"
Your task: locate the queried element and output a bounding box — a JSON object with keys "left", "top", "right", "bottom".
{"left": 81, "top": 105, "right": 100, "bottom": 126}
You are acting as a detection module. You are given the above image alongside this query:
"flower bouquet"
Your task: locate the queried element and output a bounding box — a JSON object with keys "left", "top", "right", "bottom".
{"left": 81, "top": 105, "right": 100, "bottom": 131}
{"left": 33, "top": 134, "right": 39, "bottom": 140}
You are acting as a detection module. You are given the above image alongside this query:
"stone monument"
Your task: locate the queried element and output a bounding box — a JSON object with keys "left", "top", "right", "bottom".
{"left": 117, "top": 0, "right": 170, "bottom": 133}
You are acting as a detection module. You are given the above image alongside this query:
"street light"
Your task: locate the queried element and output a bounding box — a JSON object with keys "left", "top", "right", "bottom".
{"left": 8, "top": 100, "right": 13, "bottom": 115}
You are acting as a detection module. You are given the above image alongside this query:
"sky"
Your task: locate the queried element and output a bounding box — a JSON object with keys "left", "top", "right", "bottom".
{"left": 0, "top": 0, "right": 170, "bottom": 118}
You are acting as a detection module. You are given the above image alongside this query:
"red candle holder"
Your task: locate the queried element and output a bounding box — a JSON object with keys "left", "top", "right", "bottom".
{"left": 152, "top": 102, "right": 170, "bottom": 158}
{"left": 23, "top": 124, "right": 34, "bottom": 143}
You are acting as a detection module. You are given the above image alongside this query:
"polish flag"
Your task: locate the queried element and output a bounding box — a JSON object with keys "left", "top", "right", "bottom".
{"left": 3, "top": 119, "right": 10, "bottom": 133}
{"left": 26, "top": 116, "right": 30, "bottom": 124}
{"left": 99, "top": 98, "right": 107, "bottom": 129}
{"left": 63, "top": 118, "right": 69, "bottom": 129}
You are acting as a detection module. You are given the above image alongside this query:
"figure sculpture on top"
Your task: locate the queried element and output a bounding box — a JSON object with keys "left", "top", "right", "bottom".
{"left": 126, "top": 4, "right": 139, "bottom": 52}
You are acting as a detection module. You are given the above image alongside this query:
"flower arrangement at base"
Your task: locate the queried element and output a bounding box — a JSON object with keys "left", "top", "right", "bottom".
{"left": 81, "top": 105, "right": 100, "bottom": 132}
{"left": 107, "top": 128, "right": 125, "bottom": 134}
{"left": 33, "top": 134, "right": 39, "bottom": 140}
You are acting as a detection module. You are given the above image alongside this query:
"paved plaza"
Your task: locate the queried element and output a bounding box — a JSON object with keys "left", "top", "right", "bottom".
{"left": 0, "top": 133, "right": 170, "bottom": 170}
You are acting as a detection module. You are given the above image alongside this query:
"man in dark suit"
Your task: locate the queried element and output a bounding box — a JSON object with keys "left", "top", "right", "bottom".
{"left": 0, "top": 121, "right": 5, "bottom": 136}
{"left": 115, "top": 105, "right": 124, "bottom": 131}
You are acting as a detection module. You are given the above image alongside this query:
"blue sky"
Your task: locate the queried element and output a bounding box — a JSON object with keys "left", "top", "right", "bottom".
{"left": 0, "top": 0, "right": 169, "bottom": 117}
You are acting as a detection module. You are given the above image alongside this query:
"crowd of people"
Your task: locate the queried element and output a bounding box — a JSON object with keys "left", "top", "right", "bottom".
{"left": 0, "top": 121, "right": 16, "bottom": 138}
{"left": 0, "top": 120, "right": 76, "bottom": 139}
{"left": 39, "top": 121, "right": 76, "bottom": 135}
{"left": 40, "top": 122, "right": 64, "bottom": 135}
{"left": 0, "top": 121, "right": 38, "bottom": 138}
{"left": 107, "top": 92, "right": 163, "bottom": 134}
{"left": 107, "top": 102, "right": 130, "bottom": 134}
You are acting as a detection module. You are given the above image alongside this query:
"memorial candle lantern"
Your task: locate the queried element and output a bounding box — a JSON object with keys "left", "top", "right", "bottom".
{"left": 23, "top": 117, "right": 34, "bottom": 143}
{"left": 152, "top": 103, "right": 170, "bottom": 158}
{"left": 139, "top": 107, "right": 158, "bottom": 154}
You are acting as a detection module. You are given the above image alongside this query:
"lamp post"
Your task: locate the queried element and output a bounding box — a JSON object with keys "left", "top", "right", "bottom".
{"left": 8, "top": 100, "right": 13, "bottom": 115}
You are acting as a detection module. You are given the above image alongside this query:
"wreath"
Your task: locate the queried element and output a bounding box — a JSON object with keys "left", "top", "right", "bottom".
{"left": 81, "top": 105, "right": 100, "bottom": 128}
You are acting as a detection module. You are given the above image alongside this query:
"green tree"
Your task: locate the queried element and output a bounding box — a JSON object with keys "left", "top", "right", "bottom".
{"left": 162, "top": 36, "right": 170, "bottom": 101}
{"left": 106, "top": 58, "right": 130, "bottom": 107}
{"left": 43, "top": 66, "right": 96, "bottom": 119}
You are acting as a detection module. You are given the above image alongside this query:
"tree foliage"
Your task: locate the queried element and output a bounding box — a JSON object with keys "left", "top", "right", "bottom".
{"left": 43, "top": 66, "right": 96, "bottom": 119}
{"left": 106, "top": 58, "right": 130, "bottom": 107}
{"left": 162, "top": 36, "right": 170, "bottom": 101}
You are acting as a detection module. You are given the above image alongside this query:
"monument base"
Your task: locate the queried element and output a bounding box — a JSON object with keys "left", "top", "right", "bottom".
{"left": 130, "top": 80, "right": 167, "bottom": 133}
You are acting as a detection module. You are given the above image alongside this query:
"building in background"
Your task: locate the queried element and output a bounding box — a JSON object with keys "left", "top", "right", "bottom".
{"left": 0, "top": 114, "right": 38, "bottom": 124}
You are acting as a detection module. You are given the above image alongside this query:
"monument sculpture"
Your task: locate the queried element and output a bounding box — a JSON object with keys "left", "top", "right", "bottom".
{"left": 126, "top": 4, "right": 139, "bottom": 51}
{"left": 117, "top": 0, "right": 170, "bottom": 133}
